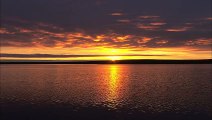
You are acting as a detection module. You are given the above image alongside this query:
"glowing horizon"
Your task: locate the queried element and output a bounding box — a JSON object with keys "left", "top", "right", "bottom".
{"left": 0, "top": 45, "right": 211, "bottom": 60}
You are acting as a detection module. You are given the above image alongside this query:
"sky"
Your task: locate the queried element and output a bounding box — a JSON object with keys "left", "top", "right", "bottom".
{"left": 0, "top": 0, "right": 211, "bottom": 61}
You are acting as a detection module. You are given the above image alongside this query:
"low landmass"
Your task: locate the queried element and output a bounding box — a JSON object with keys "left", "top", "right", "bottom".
{"left": 0, "top": 59, "right": 211, "bottom": 64}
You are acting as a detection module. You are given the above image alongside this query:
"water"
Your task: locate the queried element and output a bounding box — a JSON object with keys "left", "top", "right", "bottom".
{"left": 0, "top": 64, "right": 211, "bottom": 120}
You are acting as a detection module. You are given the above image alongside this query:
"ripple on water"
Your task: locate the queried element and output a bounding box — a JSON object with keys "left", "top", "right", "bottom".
{"left": 0, "top": 64, "right": 211, "bottom": 119}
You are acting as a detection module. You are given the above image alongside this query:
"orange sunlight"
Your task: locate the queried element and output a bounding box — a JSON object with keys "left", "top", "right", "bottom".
{"left": 0, "top": 45, "right": 211, "bottom": 60}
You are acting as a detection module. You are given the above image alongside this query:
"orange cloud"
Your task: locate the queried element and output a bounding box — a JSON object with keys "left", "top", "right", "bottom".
{"left": 0, "top": 28, "right": 14, "bottom": 34}
{"left": 166, "top": 27, "right": 191, "bottom": 32}
{"left": 112, "top": 35, "right": 131, "bottom": 42}
{"left": 185, "top": 39, "right": 212, "bottom": 46}
{"left": 94, "top": 35, "right": 106, "bottom": 42}
{"left": 137, "top": 37, "right": 152, "bottom": 44}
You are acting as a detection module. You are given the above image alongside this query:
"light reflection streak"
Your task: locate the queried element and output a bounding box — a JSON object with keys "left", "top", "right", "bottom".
{"left": 106, "top": 65, "right": 121, "bottom": 109}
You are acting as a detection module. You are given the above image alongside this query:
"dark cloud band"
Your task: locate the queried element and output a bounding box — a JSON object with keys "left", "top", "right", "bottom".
{"left": 0, "top": 53, "right": 170, "bottom": 58}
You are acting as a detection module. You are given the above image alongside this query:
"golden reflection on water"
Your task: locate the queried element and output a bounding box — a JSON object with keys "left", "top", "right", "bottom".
{"left": 109, "top": 65, "right": 119, "bottom": 100}
{"left": 106, "top": 65, "right": 123, "bottom": 108}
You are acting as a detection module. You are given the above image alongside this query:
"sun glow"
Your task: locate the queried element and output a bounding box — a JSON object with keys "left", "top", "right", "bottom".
{"left": 108, "top": 56, "right": 121, "bottom": 61}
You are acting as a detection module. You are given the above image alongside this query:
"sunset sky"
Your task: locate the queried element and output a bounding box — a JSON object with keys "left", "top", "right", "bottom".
{"left": 0, "top": 0, "right": 211, "bottom": 61}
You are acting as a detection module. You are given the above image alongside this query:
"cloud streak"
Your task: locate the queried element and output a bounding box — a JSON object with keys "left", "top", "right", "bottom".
{"left": 0, "top": 53, "right": 170, "bottom": 58}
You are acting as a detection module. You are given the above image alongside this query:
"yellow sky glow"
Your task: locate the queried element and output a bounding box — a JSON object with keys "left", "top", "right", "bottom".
{"left": 1, "top": 45, "right": 211, "bottom": 60}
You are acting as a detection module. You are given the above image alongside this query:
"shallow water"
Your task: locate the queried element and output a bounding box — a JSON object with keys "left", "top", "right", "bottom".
{"left": 0, "top": 64, "right": 211, "bottom": 120}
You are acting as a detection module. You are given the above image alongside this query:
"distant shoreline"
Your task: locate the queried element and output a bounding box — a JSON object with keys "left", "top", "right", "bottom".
{"left": 0, "top": 59, "right": 211, "bottom": 64}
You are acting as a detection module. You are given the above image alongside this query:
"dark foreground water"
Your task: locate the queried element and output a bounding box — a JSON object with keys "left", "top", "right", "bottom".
{"left": 0, "top": 64, "right": 211, "bottom": 120}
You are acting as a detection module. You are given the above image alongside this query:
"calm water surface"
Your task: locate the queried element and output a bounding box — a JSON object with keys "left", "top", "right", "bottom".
{"left": 0, "top": 64, "right": 211, "bottom": 120}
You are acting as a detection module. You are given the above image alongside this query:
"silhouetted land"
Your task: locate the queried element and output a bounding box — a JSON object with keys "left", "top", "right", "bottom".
{"left": 0, "top": 59, "right": 211, "bottom": 64}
